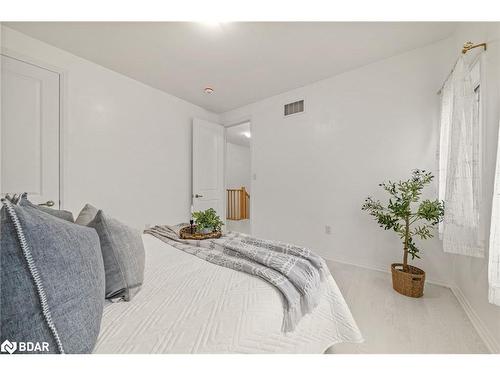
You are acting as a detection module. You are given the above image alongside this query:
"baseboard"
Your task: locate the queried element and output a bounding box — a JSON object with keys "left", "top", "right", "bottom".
{"left": 325, "top": 257, "right": 452, "bottom": 288}
{"left": 451, "top": 286, "right": 500, "bottom": 354}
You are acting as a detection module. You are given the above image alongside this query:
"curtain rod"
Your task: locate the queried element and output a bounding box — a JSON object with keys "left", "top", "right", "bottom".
{"left": 436, "top": 41, "right": 487, "bottom": 95}
{"left": 462, "top": 41, "right": 487, "bottom": 54}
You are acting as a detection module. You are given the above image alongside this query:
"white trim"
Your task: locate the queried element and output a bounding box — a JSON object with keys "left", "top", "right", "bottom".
{"left": 1, "top": 47, "right": 68, "bottom": 210}
{"left": 450, "top": 286, "right": 500, "bottom": 354}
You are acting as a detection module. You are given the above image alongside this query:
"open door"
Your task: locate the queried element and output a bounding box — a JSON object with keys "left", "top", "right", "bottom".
{"left": 192, "top": 118, "right": 224, "bottom": 219}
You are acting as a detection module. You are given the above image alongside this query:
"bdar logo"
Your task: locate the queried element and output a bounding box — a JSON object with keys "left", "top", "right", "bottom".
{"left": 1, "top": 340, "right": 17, "bottom": 354}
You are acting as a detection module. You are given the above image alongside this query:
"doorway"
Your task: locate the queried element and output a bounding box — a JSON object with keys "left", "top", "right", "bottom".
{"left": 225, "top": 122, "right": 251, "bottom": 234}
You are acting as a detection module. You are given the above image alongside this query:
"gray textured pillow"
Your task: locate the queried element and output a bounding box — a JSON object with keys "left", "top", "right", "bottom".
{"left": 19, "top": 198, "right": 74, "bottom": 222}
{"left": 0, "top": 199, "right": 105, "bottom": 354}
{"left": 88, "top": 210, "right": 145, "bottom": 301}
{"left": 75, "top": 203, "right": 99, "bottom": 226}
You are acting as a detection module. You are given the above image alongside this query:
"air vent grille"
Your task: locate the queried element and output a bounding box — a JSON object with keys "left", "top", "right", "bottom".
{"left": 284, "top": 100, "right": 304, "bottom": 116}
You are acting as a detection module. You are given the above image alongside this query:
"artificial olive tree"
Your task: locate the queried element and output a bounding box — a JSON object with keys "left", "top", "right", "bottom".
{"left": 362, "top": 170, "right": 445, "bottom": 269}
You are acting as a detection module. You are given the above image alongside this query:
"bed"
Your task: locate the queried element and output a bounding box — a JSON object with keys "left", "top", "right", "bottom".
{"left": 93, "top": 234, "right": 363, "bottom": 353}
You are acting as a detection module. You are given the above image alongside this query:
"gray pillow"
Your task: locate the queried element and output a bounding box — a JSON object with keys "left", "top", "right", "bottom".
{"left": 19, "top": 198, "right": 74, "bottom": 223}
{"left": 75, "top": 203, "right": 99, "bottom": 226}
{"left": 0, "top": 199, "right": 105, "bottom": 354}
{"left": 88, "top": 210, "right": 145, "bottom": 301}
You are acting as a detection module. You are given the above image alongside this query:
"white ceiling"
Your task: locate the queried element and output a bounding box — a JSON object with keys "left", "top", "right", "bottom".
{"left": 5, "top": 22, "right": 457, "bottom": 113}
{"left": 227, "top": 122, "right": 251, "bottom": 147}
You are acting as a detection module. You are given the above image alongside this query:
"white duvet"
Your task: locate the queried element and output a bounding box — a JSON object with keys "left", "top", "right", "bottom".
{"left": 94, "top": 235, "right": 363, "bottom": 353}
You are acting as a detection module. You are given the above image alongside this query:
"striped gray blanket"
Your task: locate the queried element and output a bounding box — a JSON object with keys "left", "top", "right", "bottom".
{"left": 144, "top": 224, "right": 329, "bottom": 332}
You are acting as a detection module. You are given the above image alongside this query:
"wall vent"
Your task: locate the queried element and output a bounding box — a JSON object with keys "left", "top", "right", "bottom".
{"left": 284, "top": 100, "right": 304, "bottom": 116}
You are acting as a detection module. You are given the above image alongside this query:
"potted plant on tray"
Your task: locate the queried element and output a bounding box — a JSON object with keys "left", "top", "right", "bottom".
{"left": 361, "top": 169, "right": 444, "bottom": 298}
{"left": 192, "top": 208, "right": 224, "bottom": 234}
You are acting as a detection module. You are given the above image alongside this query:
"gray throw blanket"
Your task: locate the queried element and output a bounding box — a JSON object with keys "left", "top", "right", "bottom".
{"left": 144, "top": 224, "right": 330, "bottom": 332}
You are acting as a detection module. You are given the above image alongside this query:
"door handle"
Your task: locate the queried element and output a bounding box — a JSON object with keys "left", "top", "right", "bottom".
{"left": 39, "top": 200, "right": 55, "bottom": 207}
{"left": 194, "top": 194, "right": 204, "bottom": 198}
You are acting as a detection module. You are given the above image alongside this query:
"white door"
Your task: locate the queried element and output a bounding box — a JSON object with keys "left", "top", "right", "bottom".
{"left": 192, "top": 118, "right": 224, "bottom": 218}
{"left": 1, "top": 55, "right": 60, "bottom": 207}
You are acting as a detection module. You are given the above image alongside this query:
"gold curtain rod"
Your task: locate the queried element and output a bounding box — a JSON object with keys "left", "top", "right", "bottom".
{"left": 436, "top": 41, "right": 487, "bottom": 95}
{"left": 462, "top": 41, "right": 487, "bottom": 54}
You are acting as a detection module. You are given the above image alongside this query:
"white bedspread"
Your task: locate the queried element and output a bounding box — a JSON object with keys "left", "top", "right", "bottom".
{"left": 94, "top": 235, "right": 363, "bottom": 353}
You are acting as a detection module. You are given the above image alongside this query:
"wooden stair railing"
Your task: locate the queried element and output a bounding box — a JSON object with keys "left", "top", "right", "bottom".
{"left": 227, "top": 187, "right": 250, "bottom": 220}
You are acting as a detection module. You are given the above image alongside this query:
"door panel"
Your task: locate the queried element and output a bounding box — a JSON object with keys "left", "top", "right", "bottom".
{"left": 192, "top": 118, "right": 224, "bottom": 219}
{"left": 1, "top": 55, "right": 60, "bottom": 207}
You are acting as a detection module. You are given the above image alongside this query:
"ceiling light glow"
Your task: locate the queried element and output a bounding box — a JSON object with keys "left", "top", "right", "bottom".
{"left": 201, "top": 21, "right": 223, "bottom": 28}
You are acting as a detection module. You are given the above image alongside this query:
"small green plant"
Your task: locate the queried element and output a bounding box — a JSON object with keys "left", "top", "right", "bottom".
{"left": 192, "top": 208, "right": 224, "bottom": 232}
{"left": 361, "top": 169, "right": 445, "bottom": 269}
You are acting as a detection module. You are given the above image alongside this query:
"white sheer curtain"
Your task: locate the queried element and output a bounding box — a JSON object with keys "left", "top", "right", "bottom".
{"left": 489, "top": 119, "right": 500, "bottom": 306}
{"left": 439, "top": 56, "right": 484, "bottom": 257}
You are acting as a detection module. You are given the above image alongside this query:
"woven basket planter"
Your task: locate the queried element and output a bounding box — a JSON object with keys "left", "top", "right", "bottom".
{"left": 391, "top": 263, "right": 425, "bottom": 298}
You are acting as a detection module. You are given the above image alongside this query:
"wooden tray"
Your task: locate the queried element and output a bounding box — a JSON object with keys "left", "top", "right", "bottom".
{"left": 179, "top": 226, "right": 222, "bottom": 240}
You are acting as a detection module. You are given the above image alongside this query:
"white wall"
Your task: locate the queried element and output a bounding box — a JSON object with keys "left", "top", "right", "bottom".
{"left": 221, "top": 38, "right": 457, "bottom": 286}
{"left": 226, "top": 142, "right": 251, "bottom": 192}
{"left": 1, "top": 26, "right": 219, "bottom": 228}
{"left": 448, "top": 22, "right": 500, "bottom": 352}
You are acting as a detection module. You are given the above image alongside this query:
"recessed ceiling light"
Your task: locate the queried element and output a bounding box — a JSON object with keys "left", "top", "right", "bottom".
{"left": 243, "top": 131, "right": 251, "bottom": 139}
{"left": 204, "top": 87, "right": 214, "bottom": 94}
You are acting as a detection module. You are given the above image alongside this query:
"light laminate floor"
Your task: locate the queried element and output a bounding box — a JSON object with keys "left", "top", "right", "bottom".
{"left": 326, "top": 261, "right": 489, "bottom": 354}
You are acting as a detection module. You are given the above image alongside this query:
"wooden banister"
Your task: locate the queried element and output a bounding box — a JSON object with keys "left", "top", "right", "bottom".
{"left": 227, "top": 186, "right": 250, "bottom": 220}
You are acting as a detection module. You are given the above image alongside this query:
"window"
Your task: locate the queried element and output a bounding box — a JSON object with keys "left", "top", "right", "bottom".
{"left": 439, "top": 57, "right": 484, "bottom": 257}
